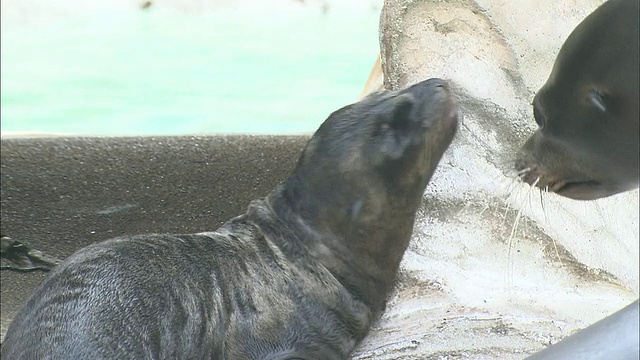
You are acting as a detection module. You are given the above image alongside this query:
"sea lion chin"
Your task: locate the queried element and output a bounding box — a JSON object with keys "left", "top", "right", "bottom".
{"left": 515, "top": 0, "right": 639, "bottom": 200}
{"left": 1, "top": 78, "right": 458, "bottom": 359}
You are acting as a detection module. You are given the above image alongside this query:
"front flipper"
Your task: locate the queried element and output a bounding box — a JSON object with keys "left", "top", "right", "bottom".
{"left": 1, "top": 235, "right": 62, "bottom": 272}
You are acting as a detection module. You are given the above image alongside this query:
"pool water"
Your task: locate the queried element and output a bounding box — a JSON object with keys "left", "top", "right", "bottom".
{"left": 1, "top": 6, "right": 381, "bottom": 136}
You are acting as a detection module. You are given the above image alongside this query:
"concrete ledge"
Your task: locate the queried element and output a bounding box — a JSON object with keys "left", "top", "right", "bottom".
{"left": 0, "top": 135, "right": 308, "bottom": 339}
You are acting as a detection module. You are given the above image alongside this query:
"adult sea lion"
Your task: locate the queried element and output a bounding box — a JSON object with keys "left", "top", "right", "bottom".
{"left": 515, "top": 0, "right": 639, "bottom": 200}
{"left": 1, "top": 78, "right": 458, "bottom": 359}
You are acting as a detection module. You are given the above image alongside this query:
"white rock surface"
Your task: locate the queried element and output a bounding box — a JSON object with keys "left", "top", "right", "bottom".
{"left": 351, "top": 0, "right": 638, "bottom": 358}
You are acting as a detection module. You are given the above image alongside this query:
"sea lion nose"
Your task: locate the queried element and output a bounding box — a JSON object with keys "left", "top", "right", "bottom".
{"left": 424, "top": 78, "right": 447, "bottom": 89}
{"left": 404, "top": 78, "right": 450, "bottom": 100}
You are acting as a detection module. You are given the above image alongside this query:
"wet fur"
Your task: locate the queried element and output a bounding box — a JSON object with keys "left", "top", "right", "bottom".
{"left": 1, "top": 79, "right": 458, "bottom": 359}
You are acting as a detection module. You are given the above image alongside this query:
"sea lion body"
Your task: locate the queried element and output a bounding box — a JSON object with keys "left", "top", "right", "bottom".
{"left": 1, "top": 78, "right": 458, "bottom": 359}
{"left": 516, "top": 0, "right": 639, "bottom": 200}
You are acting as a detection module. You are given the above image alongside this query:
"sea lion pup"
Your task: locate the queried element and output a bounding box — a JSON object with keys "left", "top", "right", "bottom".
{"left": 1, "top": 78, "right": 458, "bottom": 359}
{"left": 515, "top": 0, "right": 639, "bottom": 200}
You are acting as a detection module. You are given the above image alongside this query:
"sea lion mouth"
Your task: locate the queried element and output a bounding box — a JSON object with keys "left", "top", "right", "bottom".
{"left": 515, "top": 162, "right": 605, "bottom": 200}
{"left": 548, "top": 179, "right": 602, "bottom": 200}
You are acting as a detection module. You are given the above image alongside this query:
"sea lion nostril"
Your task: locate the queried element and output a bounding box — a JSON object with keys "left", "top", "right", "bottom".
{"left": 404, "top": 78, "right": 451, "bottom": 105}
{"left": 424, "top": 78, "right": 446, "bottom": 89}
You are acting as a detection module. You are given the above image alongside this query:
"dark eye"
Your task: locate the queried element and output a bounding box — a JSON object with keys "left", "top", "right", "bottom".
{"left": 533, "top": 105, "right": 545, "bottom": 129}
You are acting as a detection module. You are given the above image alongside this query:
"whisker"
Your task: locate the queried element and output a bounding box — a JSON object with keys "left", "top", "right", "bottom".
{"left": 542, "top": 185, "right": 550, "bottom": 224}
{"left": 538, "top": 187, "right": 562, "bottom": 266}
{"left": 506, "top": 177, "right": 539, "bottom": 290}
{"left": 506, "top": 177, "right": 522, "bottom": 196}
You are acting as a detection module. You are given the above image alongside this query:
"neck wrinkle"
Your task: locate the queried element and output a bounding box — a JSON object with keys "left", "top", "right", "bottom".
{"left": 266, "top": 187, "right": 400, "bottom": 313}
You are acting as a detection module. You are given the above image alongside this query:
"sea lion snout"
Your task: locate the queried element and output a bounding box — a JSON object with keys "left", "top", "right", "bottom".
{"left": 400, "top": 77, "right": 448, "bottom": 97}
{"left": 515, "top": 0, "right": 639, "bottom": 200}
{"left": 398, "top": 78, "right": 458, "bottom": 128}
{"left": 385, "top": 78, "right": 459, "bottom": 153}
{"left": 362, "top": 78, "right": 458, "bottom": 176}
{"left": 405, "top": 78, "right": 459, "bottom": 156}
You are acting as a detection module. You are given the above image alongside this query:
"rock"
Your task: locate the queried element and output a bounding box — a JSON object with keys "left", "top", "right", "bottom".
{"left": 352, "top": 0, "right": 639, "bottom": 358}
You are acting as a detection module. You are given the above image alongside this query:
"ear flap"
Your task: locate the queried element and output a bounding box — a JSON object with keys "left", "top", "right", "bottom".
{"left": 588, "top": 89, "right": 607, "bottom": 113}
{"left": 388, "top": 94, "right": 415, "bottom": 130}
{"left": 379, "top": 94, "right": 416, "bottom": 160}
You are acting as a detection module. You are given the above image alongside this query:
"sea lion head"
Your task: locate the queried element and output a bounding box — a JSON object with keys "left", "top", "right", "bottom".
{"left": 269, "top": 78, "right": 457, "bottom": 308}
{"left": 515, "top": 0, "right": 639, "bottom": 200}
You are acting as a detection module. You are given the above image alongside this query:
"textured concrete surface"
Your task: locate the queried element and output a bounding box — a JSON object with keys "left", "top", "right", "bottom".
{"left": 0, "top": 135, "right": 307, "bottom": 340}
{"left": 351, "top": 0, "right": 638, "bottom": 358}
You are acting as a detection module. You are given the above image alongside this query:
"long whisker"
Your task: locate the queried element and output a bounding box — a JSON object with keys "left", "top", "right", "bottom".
{"left": 538, "top": 186, "right": 562, "bottom": 266}
{"left": 505, "top": 178, "right": 522, "bottom": 198}
{"left": 506, "top": 177, "right": 540, "bottom": 290}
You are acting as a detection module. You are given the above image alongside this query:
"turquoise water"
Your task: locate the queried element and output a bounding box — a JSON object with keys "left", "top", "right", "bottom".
{"left": 1, "top": 8, "right": 381, "bottom": 136}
